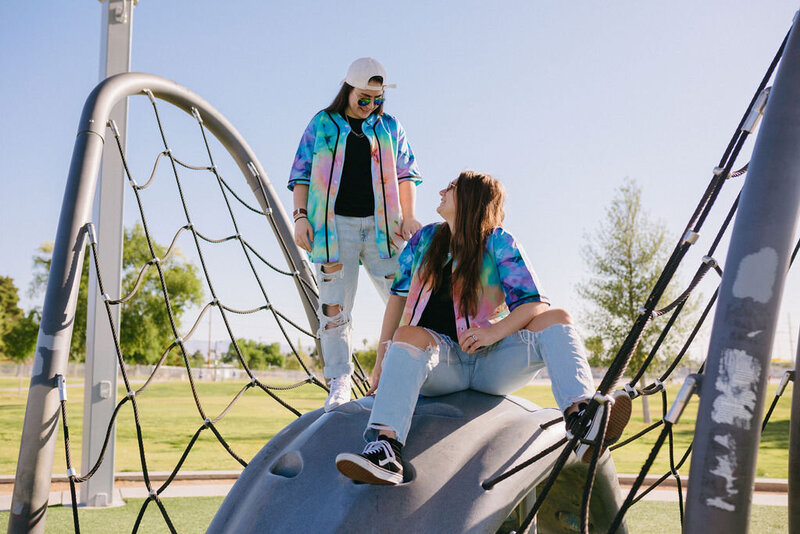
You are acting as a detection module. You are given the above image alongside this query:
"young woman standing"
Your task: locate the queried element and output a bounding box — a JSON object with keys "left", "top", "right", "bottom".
{"left": 288, "top": 58, "right": 422, "bottom": 411}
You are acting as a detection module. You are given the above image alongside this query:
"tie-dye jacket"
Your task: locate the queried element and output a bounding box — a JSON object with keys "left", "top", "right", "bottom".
{"left": 391, "top": 223, "right": 549, "bottom": 338}
{"left": 288, "top": 110, "right": 422, "bottom": 263}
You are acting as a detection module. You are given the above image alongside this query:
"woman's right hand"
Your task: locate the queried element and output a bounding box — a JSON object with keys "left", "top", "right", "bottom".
{"left": 294, "top": 218, "right": 313, "bottom": 252}
{"left": 366, "top": 364, "right": 382, "bottom": 396}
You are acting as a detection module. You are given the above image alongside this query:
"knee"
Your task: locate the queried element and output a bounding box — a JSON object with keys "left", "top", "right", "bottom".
{"left": 546, "top": 308, "right": 573, "bottom": 325}
{"left": 392, "top": 325, "right": 434, "bottom": 349}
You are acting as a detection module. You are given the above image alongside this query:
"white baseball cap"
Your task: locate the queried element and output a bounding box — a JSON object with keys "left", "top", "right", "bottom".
{"left": 343, "top": 57, "right": 397, "bottom": 91}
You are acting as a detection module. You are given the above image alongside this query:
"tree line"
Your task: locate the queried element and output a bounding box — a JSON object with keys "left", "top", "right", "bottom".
{"left": 3, "top": 181, "right": 690, "bottom": 401}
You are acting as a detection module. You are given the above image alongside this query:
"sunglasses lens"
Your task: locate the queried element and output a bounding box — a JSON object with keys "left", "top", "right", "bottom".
{"left": 374, "top": 97, "right": 385, "bottom": 106}
{"left": 357, "top": 98, "right": 370, "bottom": 107}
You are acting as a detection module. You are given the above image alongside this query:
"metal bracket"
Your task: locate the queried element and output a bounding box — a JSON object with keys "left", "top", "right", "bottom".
{"left": 57, "top": 375, "right": 67, "bottom": 402}
{"left": 682, "top": 229, "right": 700, "bottom": 245}
{"left": 623, "top": 383, "right": 640, "bottom": 400}
{"left": 108, "top": 0, "right": 129, "bottom": 25}
{"left": 776, "top": 369, "right": 795, "bottom": 396}
{"left": 107, "top": 120, "right": 120, "bottom": 138}
{"left": 742, "top": 87, "right": 771, "bottom": 133}
{"left": 665, "top": 374, "right": 700, "bottom": 424}
{"left": 247, "top": 161, "right": 259, "bottom": 178}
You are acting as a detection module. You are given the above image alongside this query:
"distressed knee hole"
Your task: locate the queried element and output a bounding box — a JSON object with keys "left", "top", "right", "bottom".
{"left": 384, "top": 273, "right": 395, "bottom": 279}
{"left": 388, "top": 340, "right": 438, "bottom": 363}
{"left": 322, "top": 303, "right": 341, "bottom": 317}
{"left": 319, "top": 306, "right": 349, "bottom": 333}
{"left": 320, "top": 262, "right": 343, "bottom": 283}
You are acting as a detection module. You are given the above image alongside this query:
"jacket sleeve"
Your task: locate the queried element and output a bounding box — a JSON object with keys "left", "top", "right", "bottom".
{"left": 393, "top": 118, "right": 422, "bottom": 185}
{"left": 390, "top": 227, "right": 423, "bottom": 296}
{"left": 287, "top": 116, "right": 317, "bottom": 191}
{"left": 492, "top": 228, "right": 549, "bottom": 311}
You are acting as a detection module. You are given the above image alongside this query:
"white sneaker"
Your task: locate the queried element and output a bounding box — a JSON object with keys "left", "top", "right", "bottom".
{"left": 324, "top": 374, "right": 352, "bottom": 412}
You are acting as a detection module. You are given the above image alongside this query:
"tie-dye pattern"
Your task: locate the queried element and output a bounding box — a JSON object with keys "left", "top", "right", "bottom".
{"left": 288, "top": 110, "right": 422, "bottom": 263}
{"left": 391, "top": 223, "right": 548, "bottom": 339}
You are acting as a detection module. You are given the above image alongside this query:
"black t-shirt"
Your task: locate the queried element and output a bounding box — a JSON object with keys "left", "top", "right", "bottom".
{"left": 417, "top": 259, "right": 458, "bottom": 341}
{"left": 335, "top": 116, "right": 375, "bottom": 217}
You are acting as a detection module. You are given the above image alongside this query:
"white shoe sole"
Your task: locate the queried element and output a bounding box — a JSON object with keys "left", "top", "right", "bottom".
{"left": 335, "top": 453, "right": 402, "bottom": 485}
{"left": 575, "top": 391, "right": 632, "bottom": 463}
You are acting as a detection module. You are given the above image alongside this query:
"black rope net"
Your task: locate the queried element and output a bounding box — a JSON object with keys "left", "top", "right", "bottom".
{"left": 54, "top": 88, "right": 377, "bottom": 533}
{"left": 51, "top": 31, "right": 799, "bottom": 534}
{"left": 481, "top": 28, "right": 798, "bottom": 534}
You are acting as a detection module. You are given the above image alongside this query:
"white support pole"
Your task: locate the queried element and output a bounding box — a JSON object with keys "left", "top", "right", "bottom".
{"left": 80, "top": 0, "right": 135, "bottom": 508}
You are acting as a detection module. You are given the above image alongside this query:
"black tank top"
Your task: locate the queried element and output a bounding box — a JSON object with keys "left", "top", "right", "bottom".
{"left": 335, "top": 116, "right": 374, "bottom": 217}
{"left": 417, "top": 259, "right": 458, "bottom": 341}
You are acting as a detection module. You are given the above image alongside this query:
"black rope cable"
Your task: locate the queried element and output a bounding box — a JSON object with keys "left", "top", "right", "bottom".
{"left": 481, "top": 437, "right": 569, "bottom": 490}
{"left": 761, "top": 370, "right": 795, "bottom": 432}
{"left": 483, "top": 32, "right": 792, "bottom": 532}
{"left": 598, "top": 31, "right": 783, "bottom": 395}
{"left": 56, "top": 377, "right": 81, "bottom": 534}
{"left": 132, "top": 150, "right": 168, "bottom": 191}
{"left": 85, "top": 232, "right": 161, "bottom": 498}
{"left": 56, "top": 94, "right": 332, "bottom": 532}
{"left": 143, "top": 93, "right": 320, "bottom": 408}
{"left": 580, "top": 401, "right": 611, "bottom": 534}
{"left": 217, "top": 173, "right": 271, "bottom": 216}
{"left": 189, "top": 109, "right": 322, "bottom": 381}
{"left": 607, "top": 424, "right": 671, "bottom": 533}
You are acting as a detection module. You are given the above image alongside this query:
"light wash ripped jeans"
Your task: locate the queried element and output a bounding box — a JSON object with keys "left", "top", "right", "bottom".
{"left": 317, "top": 215, "right": 399, "bottom": 379}
{"left": 366, "top": 323, "right": 596, "bottom": 445}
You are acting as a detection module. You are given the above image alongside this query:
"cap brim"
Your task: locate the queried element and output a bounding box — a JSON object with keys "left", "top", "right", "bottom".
{"left": 342, "top": 80, "right": 397, "bottom": 91}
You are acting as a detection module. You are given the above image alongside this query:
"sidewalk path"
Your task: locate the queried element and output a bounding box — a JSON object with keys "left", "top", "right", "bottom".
{"left": 1, "top": 472, "right": 789, "bottom": 511}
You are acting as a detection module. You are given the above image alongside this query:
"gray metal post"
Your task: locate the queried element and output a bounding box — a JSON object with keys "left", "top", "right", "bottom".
{"left": 80, "top": 0, "right": 135, "bottom": 508}
{"left": 9, "top": 72, "right": 317, "bottom": 533}
{"left": 790, "top": 327, "right": 800, "bottom": 533}
{"left": 685, "top": 15, "right": 800, "bottom": 532}
{"left": 7, "top": 95, "right": 107, "bottom": 534}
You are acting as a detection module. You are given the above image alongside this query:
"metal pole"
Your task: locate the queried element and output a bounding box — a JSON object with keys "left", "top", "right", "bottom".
{"left": 80, "top": 0, "right": 135, "bottom": 508}
{"left": 685, "top": 14, "right": 800, "bottom": 532}
{"left": 790, "top": 327, "right": 800, "bottom": 533}
{"left": 7, "top": 98, "right": 107, "bottom": 534}
{"left": 10, "top": 72, "right": 316, "bottom": 532}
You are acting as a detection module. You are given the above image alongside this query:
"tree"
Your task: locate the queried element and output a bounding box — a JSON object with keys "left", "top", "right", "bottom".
{"left": 0, "top": 276, "right": 25, "bottom": 358}
{"left": 3, "top": 310, "right": 40, "bottom": 363}
{"left": 30, "top": 223, "right": 204, "bottom": 364}
{"left": 224, "top": 338, "right": 285, "bottom": 369}
{"left": 578, "top": 179, "right": 693, "bottom": 421}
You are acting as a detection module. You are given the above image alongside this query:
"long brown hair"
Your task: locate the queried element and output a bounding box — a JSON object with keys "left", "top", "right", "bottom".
{"left": 324, "top": 76, "right": 385, "bottom": 116}
{"left": 418, "top": 171, "right": 506, "bottom": 318}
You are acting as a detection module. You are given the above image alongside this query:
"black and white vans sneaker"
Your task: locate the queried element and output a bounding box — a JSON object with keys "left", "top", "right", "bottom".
{"left": 336, "top": 437, "right": 403, "bottom": 485}
{"left": 568, "top": 390, "right": 632, "bottom": 463}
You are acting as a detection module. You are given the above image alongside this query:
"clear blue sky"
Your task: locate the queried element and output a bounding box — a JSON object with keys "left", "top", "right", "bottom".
{"left": 1, "top": 1, "right": 798, "bottom": 363}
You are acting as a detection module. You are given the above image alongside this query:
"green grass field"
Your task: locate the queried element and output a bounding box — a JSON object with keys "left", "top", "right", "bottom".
{"left": 1, "top": 379, "right": 792, "bottom": 477}
{"left": 2, "top": 379, "right": 792, "bottom": 532}
{"left": 0, "top": 498, "right": 790, "bottom": 533}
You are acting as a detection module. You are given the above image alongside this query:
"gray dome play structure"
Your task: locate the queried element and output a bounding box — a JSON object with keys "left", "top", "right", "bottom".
{"left": 208, "top": 391, "right": 627, "bottom": 533}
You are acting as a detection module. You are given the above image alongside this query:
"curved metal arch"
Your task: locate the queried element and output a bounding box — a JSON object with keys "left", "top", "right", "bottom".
{"left": 8, "top": 72, "right": 317, "bottom": 533}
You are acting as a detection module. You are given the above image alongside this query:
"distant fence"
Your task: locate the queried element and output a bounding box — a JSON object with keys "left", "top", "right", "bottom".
{"left": 0, "top": 362, "right": 308, "bottom": 384}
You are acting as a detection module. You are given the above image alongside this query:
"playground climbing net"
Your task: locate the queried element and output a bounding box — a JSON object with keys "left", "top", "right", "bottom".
{"left": 481, "top": 27, "right": 799, "bottom": 534}
{"left": 47, "top": 30, "right": 798, "bottom": 534}
{"left": 54, "top": 88, "right": 377, "bottom": 532}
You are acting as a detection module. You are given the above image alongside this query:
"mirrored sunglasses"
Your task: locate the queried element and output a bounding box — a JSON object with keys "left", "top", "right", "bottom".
{"left": 357, "top": 96, "right": 385, "bottom": 107}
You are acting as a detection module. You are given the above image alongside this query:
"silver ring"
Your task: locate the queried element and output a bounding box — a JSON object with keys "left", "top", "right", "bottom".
{"left": 472, "top": 335, "right": 477, "bottom": 341}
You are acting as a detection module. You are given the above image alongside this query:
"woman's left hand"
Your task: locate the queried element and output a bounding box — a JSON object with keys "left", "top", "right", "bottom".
{"left": 459, "top": 326, "right": 502, "bottom": 354}
{"left": 399, "top": 217, "right": 422, "bottom": 241}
